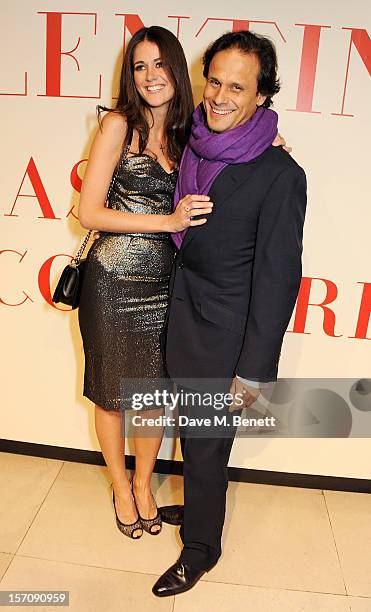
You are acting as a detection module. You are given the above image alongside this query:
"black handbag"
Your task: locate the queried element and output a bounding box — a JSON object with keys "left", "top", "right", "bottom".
{"left": 51, "top": 231, "right": 92, "bottom": 309}
{"left": 52, "top": 143, "right": 130, "bottom": 309}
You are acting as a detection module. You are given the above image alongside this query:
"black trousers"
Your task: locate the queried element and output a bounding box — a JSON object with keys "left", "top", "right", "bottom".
{"left": 176, "top": 386, "right": 242, "bottom": 570}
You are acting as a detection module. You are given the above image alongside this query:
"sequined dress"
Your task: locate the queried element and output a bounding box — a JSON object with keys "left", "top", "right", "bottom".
{"left": 78, "top": 152, "right": 178, "bottom": 411}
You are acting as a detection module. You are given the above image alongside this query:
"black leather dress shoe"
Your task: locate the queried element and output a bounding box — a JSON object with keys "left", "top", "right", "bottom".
{"left": 158, "top": 504, "right": 184, "bottom": 525}
{"left": 152, "top": 557, "right": 217, "bottom": 597}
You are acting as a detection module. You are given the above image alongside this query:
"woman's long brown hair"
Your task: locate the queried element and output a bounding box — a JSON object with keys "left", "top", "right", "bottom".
{"left": 98, "top": 26, "right": 194, "bottom": 167}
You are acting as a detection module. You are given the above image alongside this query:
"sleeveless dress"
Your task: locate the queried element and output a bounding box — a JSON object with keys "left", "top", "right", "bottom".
{"left": 78, "top": 152, "right": 178, "bottom": 411}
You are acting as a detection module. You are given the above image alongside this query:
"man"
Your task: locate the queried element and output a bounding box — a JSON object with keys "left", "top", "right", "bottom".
{"left": 153, "top": 30, "right": 307, "bottom": 597}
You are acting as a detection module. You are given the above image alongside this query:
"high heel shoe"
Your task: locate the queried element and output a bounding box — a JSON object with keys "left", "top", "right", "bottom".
{"left": 111, "top": 483, "right": 143, "bottom": 539}
{"left": 131, "top": 478, "right": 162, "bottom": 536}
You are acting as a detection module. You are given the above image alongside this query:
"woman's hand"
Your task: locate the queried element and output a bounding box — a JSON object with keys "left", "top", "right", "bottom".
{"left": 167, "top": 194, "right": 213, "bottom": 233}
{"left": 273, "top": 132, "right": 292, "bottom": 154}
{"left": 92, "top": 231, "right": 101, "bottom": 241}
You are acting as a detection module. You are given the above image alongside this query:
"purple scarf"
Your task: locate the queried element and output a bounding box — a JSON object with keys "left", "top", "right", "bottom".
{"left": 171, "top": 103, "right": 278, "bottom": 248}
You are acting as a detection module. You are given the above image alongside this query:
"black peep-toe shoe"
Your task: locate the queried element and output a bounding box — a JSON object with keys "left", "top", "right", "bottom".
{"left": 111, "top": 484, "right": 143, "bottom": 540}
{"left": 131, "top": 479, "right": 162, "bottom": 536}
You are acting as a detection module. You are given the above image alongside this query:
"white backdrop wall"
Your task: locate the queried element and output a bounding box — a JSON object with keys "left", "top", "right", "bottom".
{"left": 1, "top": 0, "right": 370, "bottom": 478}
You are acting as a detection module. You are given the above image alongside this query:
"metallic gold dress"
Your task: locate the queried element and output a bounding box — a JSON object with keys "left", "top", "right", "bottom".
{"left": 78, "top": 153, "right": 177, "bottom": 411}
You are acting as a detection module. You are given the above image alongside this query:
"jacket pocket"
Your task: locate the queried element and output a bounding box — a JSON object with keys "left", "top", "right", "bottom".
{"left": 200, "top": 298, "right": 246, "bottom": 335}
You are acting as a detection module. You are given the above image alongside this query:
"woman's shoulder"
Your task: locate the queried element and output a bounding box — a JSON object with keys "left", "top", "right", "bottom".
{"left": 99, "top": 111, "right": 128, "bottom": 143}
{"left": 101, "top": 110, "right": 127, "bottom": 128}
{"left": 94, "top": 111, "right": 130, "bottom": 161}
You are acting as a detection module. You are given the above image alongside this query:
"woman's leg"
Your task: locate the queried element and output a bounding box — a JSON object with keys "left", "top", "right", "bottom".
{"left": 132, "top": 407, "right": 165, "bottom": 532}
{"left": 95, "top": 404, "right": 143, "bottom": 537}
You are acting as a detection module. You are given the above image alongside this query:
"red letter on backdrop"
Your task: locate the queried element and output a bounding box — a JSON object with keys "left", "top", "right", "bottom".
{"left": 4, "top": 158, "right": 60, "bottom": 219}
{"left": 0, "top": 73, "right": 28, "bottom": 97}
{"left": 0, "top": 249, "right": 33, "bottom": 306}
{"left": 332, "top": 28, "right": 371, "bottom": 117}
{"left": 287, "top": 24, "right": 331, "bottom": 114}
{"left": 37, "top": 11, "right": 101, "bottom": 99}
{"left": 195, "top": 18, "right": 286, "bottom": 41}
{"left": 168, "top": 15, "right": 190, "bottom": 39}
{"left": 349, "top": 283, "right": 371, "bottom": 340}
{"left": 66, "top": 159, "right": 88, "bottom": 219}
{"left": 289, "top": 277, "right": 342, "bottom": 337}
{"left": 115, "top": 13, "right": 146, "bottom": 48}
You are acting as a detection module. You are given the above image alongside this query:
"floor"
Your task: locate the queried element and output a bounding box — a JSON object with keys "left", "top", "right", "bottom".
{"left": 0, "top": 451, "right": 370, "bottom": 611}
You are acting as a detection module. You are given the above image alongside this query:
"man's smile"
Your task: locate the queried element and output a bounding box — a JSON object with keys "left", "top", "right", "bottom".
{"left": 209, "top": 106, "right": 236, "bottom": 117}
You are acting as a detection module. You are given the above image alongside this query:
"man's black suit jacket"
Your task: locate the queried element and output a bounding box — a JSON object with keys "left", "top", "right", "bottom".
{"left": 161, "top": 145, "right": 307, "bottom": 391}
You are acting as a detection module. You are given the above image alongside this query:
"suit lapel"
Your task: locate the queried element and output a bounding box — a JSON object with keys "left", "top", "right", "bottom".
{"left": 180, "top": 160, "right": 258, "bottom": 253}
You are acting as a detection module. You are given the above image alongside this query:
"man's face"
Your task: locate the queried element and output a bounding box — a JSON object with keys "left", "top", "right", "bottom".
{"left": 203, "top": 48, "right": 267, "bottom": 133}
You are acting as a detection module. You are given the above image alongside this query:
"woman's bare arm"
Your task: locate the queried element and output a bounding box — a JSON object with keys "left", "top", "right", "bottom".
{"left": 78, "top": 111, "right": 212, "bottom": 233}
{"left": 78, "top": 112, "right": 169, "bottom": 233}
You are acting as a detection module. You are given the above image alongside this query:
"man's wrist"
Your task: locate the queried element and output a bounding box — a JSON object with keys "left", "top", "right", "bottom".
{"left": 235, "top": 375, "right": 268, "bottom": 389}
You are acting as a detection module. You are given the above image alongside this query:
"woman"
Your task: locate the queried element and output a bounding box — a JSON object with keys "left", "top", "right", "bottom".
{"left": 78, "top": 26, "right": 212, "bottom": 539}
